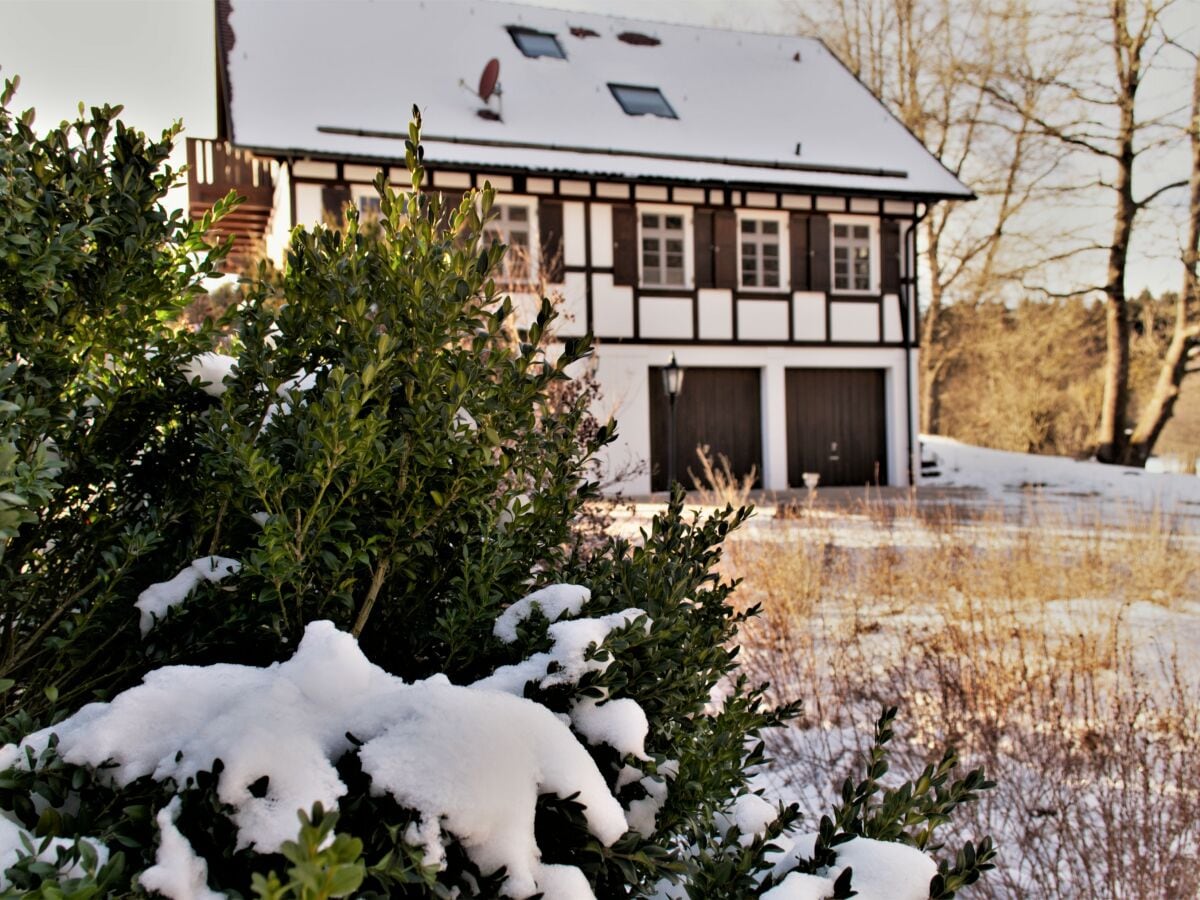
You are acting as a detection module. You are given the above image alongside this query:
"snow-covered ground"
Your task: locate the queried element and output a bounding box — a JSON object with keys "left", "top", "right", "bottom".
{"left": 920, "top": 435, "right": 1200, "bottom": 521}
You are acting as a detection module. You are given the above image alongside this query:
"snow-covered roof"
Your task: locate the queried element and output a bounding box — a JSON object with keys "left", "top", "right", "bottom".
{"left": 220, "top": 1, "right": 973, "bottom": 200}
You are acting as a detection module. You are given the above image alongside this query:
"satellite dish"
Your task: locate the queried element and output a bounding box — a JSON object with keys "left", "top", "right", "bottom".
{"left": 479, "top": 58, "right": 501, "bottom": 102}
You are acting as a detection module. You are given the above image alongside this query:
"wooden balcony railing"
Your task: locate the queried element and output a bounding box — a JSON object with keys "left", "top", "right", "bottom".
{"left": 187, "top": 138, "right": 275, "bottom": 208}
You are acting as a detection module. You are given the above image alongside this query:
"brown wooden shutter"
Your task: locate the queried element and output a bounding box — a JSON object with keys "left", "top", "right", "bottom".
{"left": 809, "top": 213, "right": 831, "bottom": 293}
{"left": 694, "top": 209, "right": 715, "bottom": 289}
{"left": 322, "top": 184, "right": 352, "bottom": 222}
{"left": 612, "top": 205, "right": 638, "bottom": 286}
{"left": 713, "top": 209, "right": 737, "bottom": 289}
{"left": 539, "top": 199, "right": 564, "bottom": 284}
{"left": 881, "top": 219, "right": 901, "bottom": 294}
{"left": 789, "top": 212, "right": 810, "bottom": 291}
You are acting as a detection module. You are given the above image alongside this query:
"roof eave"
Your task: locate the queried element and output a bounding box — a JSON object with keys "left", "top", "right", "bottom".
{"left": 235, "top": 142, "right": 976, "bottom": 204}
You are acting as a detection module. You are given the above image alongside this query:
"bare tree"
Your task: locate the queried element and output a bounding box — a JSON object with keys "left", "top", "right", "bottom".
{"left": 789, "top": 0, "right": 1062, "bottom": 434}
{"left": 984, "top": 0, "right": 1195, "bottom": 464}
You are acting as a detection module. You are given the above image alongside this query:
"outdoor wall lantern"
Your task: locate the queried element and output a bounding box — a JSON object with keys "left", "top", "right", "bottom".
{"left": 662, "top": 353, "right": 684, "bottom": 490}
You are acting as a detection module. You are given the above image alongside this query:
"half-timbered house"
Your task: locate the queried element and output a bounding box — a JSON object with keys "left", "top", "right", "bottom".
{"left": 195, "top": 0, "right": 972, "bottom": 493}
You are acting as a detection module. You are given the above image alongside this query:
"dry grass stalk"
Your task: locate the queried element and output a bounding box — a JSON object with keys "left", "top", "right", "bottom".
{"left": 689, "top": 444, "right": 757, "bottom": 508}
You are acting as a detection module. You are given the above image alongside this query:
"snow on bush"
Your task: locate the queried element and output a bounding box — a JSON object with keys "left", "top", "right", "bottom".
{"left": 0, "top": 610, "right": 636, "bottom": 899}
{"left": 138, "top": 798, "right": 223, "bottom": 900}
{"left": 134, "top": 556, "right": 242, "bottom": 635}
{"left": 0, "top": 816, "right": 108, "bottom": 883}
{"left": 493, "top": 583, "right": 592, "bottom": 643}
{"left": 1, "top": 582, "right": 950, "bottom": 899}
{"left": 762, "top": 835, "right": 936, "bottom": 900}
{"left": 475, "top": 606, "right": 648, "bottom": 695}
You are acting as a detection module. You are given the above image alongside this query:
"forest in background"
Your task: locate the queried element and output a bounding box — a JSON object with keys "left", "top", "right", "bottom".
{"left": 933, "top": 290, "right": 1198, "bottom": 466}
{"left": 787, "top": 0, "right": 1200, "bottom": 468}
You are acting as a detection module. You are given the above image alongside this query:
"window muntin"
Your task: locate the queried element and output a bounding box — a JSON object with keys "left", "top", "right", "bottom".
{"left": 509, "top": 27, "right": 566, "bottom": 59}
{"left": 831, "top": 218, "right": 877, "bottom": 293}
{"left": 640, "top": 211, "right": 687, "bottom": 286}
{"left": 609, "top": 84, "right": 678, "bottom": 119}
{"left": 739, "top": 215, "right": 786, "bottom": 289}
{"left": 484, "top": 200, "right": 538, "bottom": 283}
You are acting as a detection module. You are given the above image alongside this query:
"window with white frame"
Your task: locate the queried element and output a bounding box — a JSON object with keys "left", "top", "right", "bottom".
{"left": 831, "top": 218, "right": 877, "bottom": 293}
{"left": 639, "top": 209, "right": 690, "bottom": 287}
{"left": 738, "top": 212, "right": 788, "bottom": 290}
{"left": 483, "top": 199, "right": 538, "bottom": 283}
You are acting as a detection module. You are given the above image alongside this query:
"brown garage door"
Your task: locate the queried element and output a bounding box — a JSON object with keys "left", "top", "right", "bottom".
{"left": 649, "top": 367, "right": 762, "bottom": 492}
{"left": 786, "top": 368, "right": 887, "bottom": 487}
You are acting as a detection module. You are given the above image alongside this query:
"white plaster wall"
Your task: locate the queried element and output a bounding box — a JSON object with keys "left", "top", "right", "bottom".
{"left": 293, "top": 160, "right": 336, "bottom": 180}
{"left": 738, "top": 301, "right": 789, "bottom": 341}
{"left": 698, "top": 289, "right": 733, "bottom": 339}
{"left": 882, "top": 293, "right": 904, "bottom": 343}
{"left": 264, "top": 162, "right": 292, "bottom": 267}
{"left": 563, "top": 202, "right": 586, "bottom": 267}
{"left": 508, "top": 291, "right": 541, "bottom": 330}
{"left": 640, "top": 297, "right": 693, "bottom": 340}
{"left": 557, "top": 272, "right": 588, "bottom": 337}
{"left": 590, "top": 204, "right": 613, "bottom": 268}
{"left": 830, "top": 302, "right": 880, "bottom": 342}
{"left": 295, "top": 182, "right": 325, "bottom": 229}
{"left": 760, "top": 363, "right": 788, "bottom": 490}
{"left": 910, "top": 348, "right": 921, "bottom": 484}
{"left": 589, "top": 346, "right": 653, "bottom": 494}
{"left": 589, "top": 344, "right": 915, "bottom": 494}
{"left": 592, "top": 274, "right": 633, "bottom": 337}
{"left": 792, "top": 292, "right": 826, "bottom": 341}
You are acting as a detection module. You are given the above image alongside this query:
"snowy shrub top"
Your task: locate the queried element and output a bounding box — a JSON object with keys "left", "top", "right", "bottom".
{"left": 0, "top": 614, "right": 637, "bottom": 899}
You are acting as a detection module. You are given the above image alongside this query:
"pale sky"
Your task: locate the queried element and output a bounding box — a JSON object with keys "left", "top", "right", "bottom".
{"left": 0, "top": 0, "right": 1193, "bottom": 296}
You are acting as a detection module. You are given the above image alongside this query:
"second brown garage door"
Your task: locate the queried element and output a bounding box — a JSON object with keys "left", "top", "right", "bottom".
{"left": 786, "top": 368, "right": 887, "bottom": 487}
{"left": 649, "top": 367, "right": 762, "bottom": 492}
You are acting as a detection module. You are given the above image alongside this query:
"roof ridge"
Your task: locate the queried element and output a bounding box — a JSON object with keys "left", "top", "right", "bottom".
{"left": 480, "top": 0, "right": 820, "bottom": 43}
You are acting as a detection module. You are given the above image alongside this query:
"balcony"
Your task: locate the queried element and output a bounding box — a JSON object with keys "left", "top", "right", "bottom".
{"left": 187, "top": 138, "right": 276, "bottom": 269}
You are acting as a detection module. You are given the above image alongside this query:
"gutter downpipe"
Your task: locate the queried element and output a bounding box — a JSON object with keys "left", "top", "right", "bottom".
{"left": 903, "top": 203, "right": 929, "bottom": 488}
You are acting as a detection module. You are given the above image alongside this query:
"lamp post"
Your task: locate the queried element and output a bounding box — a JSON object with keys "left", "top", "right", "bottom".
{"left": 662, "top": 353, "right": 684, "bottom": 491}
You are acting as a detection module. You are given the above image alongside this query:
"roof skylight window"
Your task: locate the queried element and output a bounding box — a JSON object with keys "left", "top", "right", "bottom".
{"left": 508, "top": 26, "right": 566, "bottom": 59}
{"left": 608, "top": 84, "right": 677, "bottom": 119}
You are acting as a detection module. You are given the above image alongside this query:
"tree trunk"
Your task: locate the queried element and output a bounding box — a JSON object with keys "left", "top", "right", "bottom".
{"left": 1126, "top": 51, "right": 1200, "bottom": 466}
{"left": 1096, "top": 0, "right": 1139, "bottom": 464}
